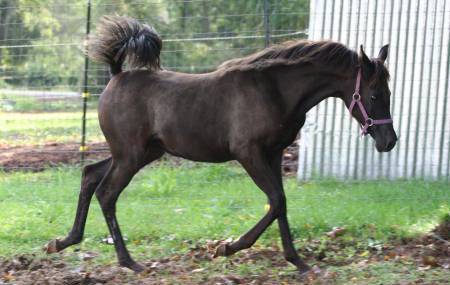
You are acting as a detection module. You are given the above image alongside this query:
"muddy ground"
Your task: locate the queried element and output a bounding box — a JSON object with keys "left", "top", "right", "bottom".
{"left": 0, "top": 141, "right": 300, "bottom": 174}
{"left": 1, "top": 225, "right": 449, "bottom": 285}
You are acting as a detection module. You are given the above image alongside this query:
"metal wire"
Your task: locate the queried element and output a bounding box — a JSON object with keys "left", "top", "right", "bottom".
{"left": 0, "top": 0, "right": 448, "bottom": 181}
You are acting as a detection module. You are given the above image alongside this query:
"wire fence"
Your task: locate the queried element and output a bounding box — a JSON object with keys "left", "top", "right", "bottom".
{"left": 0, "top": 0, "right": 449, "bottom": 181}
{"left": 0, "top": 0, "right": 308, "bottom": 173}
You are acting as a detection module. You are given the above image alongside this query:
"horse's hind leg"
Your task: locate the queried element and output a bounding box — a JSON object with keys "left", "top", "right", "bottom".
{"left": 46, "top": 157, "right": 112, "bottom": 253}
{"left": 95, "top": 149, "right": 164, "bottom": 272}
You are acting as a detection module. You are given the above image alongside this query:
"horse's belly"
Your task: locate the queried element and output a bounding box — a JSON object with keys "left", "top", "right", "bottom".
{"left": 159, "top": 132, "right": 232, "bottom": 163}
{"left": 164, "top": 144, "right": 232, "bottom": 162}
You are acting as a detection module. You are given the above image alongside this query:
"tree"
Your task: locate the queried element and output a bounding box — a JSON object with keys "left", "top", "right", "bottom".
{"left": 0, "top": 0, "right": 310, "bottom": 91}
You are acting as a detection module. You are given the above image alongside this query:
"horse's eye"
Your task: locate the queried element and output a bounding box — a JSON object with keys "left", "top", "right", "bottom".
{"left": 371, "top": 95, "right": 377, "bottom": 100}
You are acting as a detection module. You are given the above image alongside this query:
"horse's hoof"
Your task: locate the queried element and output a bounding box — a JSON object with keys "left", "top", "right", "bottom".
{"left": 121, "top": 261, "right": 145, "bottom": 273}
{"left": 299, "top": 265, "right": 321, "bottom": 280}
{"left": 45, "top": 239, "right": 60, "bottom": 254}
{"left": 298, "top": 264, "right": 312, "bottom": 275}
{"left": 213, "top": 243, "right": 230, "bottom": 258}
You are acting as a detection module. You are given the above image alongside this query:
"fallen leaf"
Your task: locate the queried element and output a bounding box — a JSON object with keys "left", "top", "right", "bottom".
{"left": 79, "top": 251, "right": 97, "bottom": 261}
{"left": 326, "top": 227, "right": 347, "bottom": 238}
{"left": 359, "top": 250, "right": 370, "bottom": 257}
{"left": 417, "top": 265, "right": 431, "bottom": 271}
{"left": 323, "top": 270, "right": 338, "bottom": 279}
{"left": 101, "top": 236, "right": 128, "bottom": 244}
{"left": 2, "top": 272, "right": 15, "bottom": 282}
{"left": 149, "top": 262, "right": 161, "bottom": 269}
{"left": 422, "top": 255, "right": 438, "bottom": 267}
{"left": 387, "top": 251, "right": 397, "bottom": 259}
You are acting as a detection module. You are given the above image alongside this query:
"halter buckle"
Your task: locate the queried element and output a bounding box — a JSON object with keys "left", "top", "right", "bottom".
{"left": 352, "top": 93, "right": 361, "bottom": 101}
{"left": 366, "top": 118, "right": 374, "bottom": 126}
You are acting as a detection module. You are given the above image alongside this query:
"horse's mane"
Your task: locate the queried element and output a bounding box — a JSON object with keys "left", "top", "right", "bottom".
{"left": 217, "top": 40, "right": 359, "bottom": 73}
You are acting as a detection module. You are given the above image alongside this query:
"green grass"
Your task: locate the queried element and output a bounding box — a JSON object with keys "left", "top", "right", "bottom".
{"left": 0, "top": 164, "right": 448, "bottom": 261}
{"left": 324, "top": 261, "right": 450, "bottom": 285}
{"left": 0, "top": 94, "right": 95, "bottom": 113}
{"left": 0, "top": 110, "right": 103, "bottom": 145}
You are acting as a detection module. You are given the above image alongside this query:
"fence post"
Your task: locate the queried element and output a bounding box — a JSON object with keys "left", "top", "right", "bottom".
{"left": 80, "top": 0, "right": 92, "bottom": 166}
{"left": 263, "top": 0, "right": 270, "bottom": 47}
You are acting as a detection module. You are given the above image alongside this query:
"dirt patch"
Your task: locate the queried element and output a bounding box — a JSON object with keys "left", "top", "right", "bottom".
{"left": 1, "top": 226, "right": 449, "bottom": 285}
{"left": 0, "top": 142, "right": 109, "bottom": 172}
{"left": 0, "top": 141, "right": 300, "bottom": 175}
{"left": 0, "top": 244, "right": 302, "bottom": 285}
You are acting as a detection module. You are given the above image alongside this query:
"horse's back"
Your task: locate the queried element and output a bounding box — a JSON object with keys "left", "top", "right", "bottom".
{"left": 98, "top": 69, "right": 236, "bottom": 162}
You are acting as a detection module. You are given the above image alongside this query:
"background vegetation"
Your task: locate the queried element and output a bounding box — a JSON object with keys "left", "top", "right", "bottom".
{"left": 0, "top": 0, "right": 309, "bottom": 94}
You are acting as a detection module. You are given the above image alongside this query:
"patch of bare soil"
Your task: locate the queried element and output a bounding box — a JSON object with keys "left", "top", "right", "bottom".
{"left": 1, "top": 222, "right": 449, "bottom": 285}
{"left": 0, "top": 141, "right": 300, "bottom": 175}
{"left": 0, "top": 142, "right": 109, "bottom": 172}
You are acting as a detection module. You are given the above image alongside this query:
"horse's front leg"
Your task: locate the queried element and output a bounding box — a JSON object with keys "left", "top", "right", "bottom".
{"left": 214, "top": 146, "right": 286, "bottom": 257}
{"left": 269, "top": 152, "right": 310, "bottom": 273}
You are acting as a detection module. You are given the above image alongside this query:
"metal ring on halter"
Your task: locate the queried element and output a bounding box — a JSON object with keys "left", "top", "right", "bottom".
{"left": 352, "top": 93, "right": 361, "bottom": 101}
{"left": 366, "top": 118, "right": 374, "bottom": 126}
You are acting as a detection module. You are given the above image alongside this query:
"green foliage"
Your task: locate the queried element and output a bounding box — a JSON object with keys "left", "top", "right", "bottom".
{"left": 1, "top": 0, "right": 309, "bottom": 94}
{"left": 1, "top": 0, "right": 86, "bottom": 89}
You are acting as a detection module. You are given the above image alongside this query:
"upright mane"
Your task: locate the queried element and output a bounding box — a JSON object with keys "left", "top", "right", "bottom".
{"left": 218, "top": 40, "right": 359, "bottom": 72}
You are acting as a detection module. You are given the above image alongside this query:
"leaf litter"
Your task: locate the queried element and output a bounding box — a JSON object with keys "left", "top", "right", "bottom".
{"left": 1, "top": 220, "right": 449, "bottom": 284}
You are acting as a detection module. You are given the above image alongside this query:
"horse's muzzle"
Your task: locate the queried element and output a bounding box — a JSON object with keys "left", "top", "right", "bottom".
{"left": 374, "top": 128, "right": 397, "bottom": 152}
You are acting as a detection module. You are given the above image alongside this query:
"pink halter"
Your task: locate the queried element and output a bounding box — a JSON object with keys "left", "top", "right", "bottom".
{"left": 349, "top": 68, "right": 393, "bottom": 135}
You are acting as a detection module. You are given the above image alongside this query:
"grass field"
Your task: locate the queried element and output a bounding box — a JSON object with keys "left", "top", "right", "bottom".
{"left": 1, "top": 165, "right": 448, "bottom": 255}
{"left": 1, "top": 110, "right": 103, "bottom": 146}
{"left": 0, "top": 94, "right": 81, "bottom": 113}
{"left": 1, "top": 164, "right": 449, "bottom": 283}
{"left": 1, "top": 109, "right": 449, "bottom": 283}
{"left": 1, "top": 95, "right": 101, "bottom": 145}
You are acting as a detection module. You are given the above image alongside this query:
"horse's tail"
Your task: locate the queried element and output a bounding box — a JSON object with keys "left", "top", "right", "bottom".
{"left": 87, "top": 16, "right": 162, "bottom": 75}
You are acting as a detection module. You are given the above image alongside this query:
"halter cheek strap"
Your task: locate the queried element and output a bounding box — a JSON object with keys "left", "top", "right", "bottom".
{"left": 348, "top": 68, "right": 393, "bottom": 136}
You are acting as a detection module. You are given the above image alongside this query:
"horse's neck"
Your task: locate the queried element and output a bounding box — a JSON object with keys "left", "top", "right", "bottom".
{"left": 270, "top": 66, "right": 353, "bottom": 121}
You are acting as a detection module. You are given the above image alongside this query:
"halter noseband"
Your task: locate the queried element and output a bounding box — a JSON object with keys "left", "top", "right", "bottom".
{"left": 348, "top": 68, "right": 393, "bottom": 136}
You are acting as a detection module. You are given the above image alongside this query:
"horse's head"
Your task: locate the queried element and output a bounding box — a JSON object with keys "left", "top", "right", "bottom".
{"left": 348, "top": 44, "right": 397, "bottom": 152}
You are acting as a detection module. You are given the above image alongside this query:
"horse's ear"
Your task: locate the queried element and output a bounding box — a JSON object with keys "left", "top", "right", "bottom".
{"left": 359, "top": 45, "right": 374, "bottom": 78}
{"left": 378, "top": 44, "right": 389, "bottom": 63}
{"left": 359, "top": 45, "right": 371, "bottom": 66}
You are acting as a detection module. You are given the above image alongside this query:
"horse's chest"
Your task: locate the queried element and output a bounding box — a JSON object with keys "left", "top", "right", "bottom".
{"left": 267, "top": 117, "right": 305, "bottom": 150}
